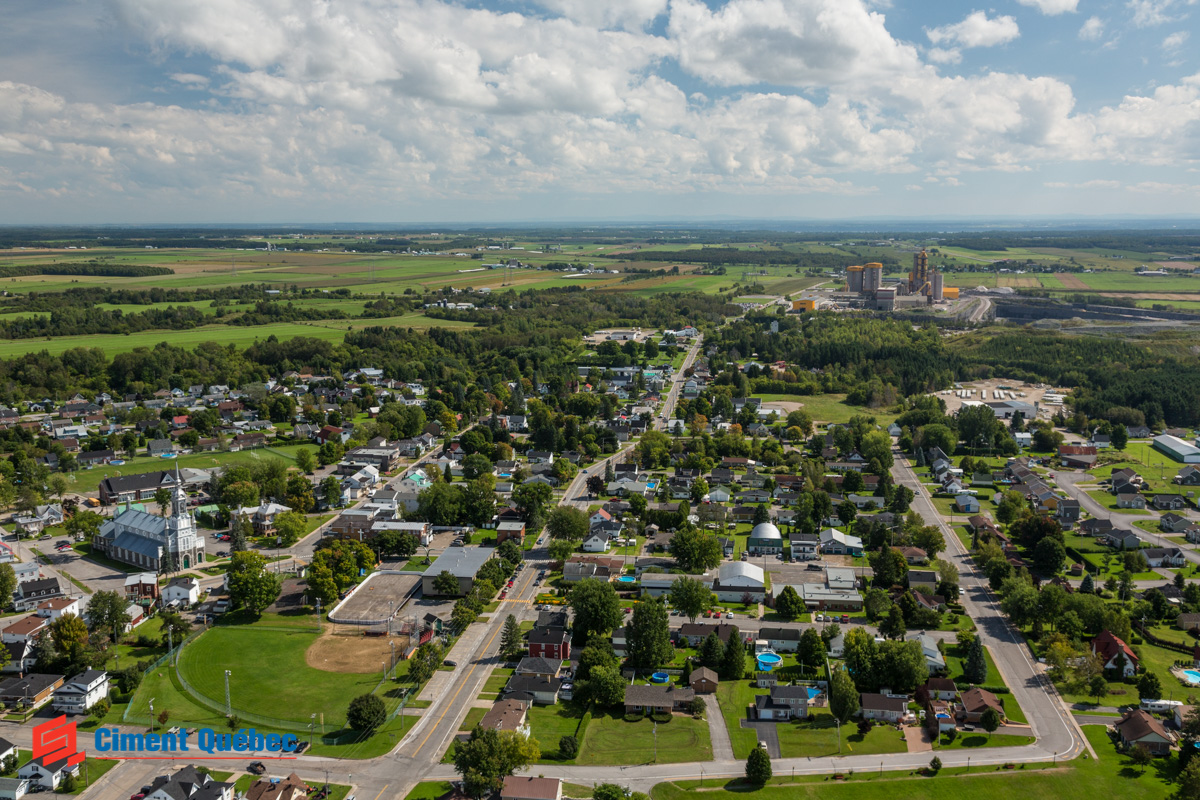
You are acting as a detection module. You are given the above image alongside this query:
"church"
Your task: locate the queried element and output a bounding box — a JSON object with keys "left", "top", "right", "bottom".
{"left": 95, "top": 468, "right": 205, "bottom": 571}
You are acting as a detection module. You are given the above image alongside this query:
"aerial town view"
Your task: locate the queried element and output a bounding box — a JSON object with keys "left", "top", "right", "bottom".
{"left": 3, "top": 2, "right": 1200, "bottom": 800}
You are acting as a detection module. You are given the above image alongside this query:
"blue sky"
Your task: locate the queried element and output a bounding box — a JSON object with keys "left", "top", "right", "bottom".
{"left": 1, "top": 0, "right": 1198, "bottom": 223}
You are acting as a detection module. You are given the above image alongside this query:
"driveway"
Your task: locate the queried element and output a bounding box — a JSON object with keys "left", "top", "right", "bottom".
{"left": 703, "top": 695, "right": 734, "bottom": 760}
{"left": 904, "top": 726, "right": 933, "bottom": 753}
{"left": 739, "top": 719, "right": 780, "bottom": 758}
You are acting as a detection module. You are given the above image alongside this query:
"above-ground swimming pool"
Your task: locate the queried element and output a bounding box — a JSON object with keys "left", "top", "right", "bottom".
{"left": 756, "top": 651, "right": 783, "bottom": 671}
{"left": 618, "top": 575, "right": 636, "bottom": 583}
{"left": 1184, "top": 669, "right": 1200, "bottom": 685}
{"left": 650, "top": 672, "right": 669, "bottom": 684}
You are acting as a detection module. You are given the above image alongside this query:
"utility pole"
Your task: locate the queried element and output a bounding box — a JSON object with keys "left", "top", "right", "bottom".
{"left": 149, "top": 698, "right": 155, "bottom": 732}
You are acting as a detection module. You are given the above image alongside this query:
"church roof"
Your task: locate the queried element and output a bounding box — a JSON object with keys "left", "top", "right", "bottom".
{"left": 108, "top": 509, "right": 169, "bottom": 538}
{"left": 111, "top": 531, "right": 164, "bottom": 559}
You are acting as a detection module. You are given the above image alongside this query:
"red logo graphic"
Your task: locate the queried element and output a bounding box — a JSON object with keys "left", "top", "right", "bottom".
{"left": 32, "top": 716, "right": 85, "bottom": 767}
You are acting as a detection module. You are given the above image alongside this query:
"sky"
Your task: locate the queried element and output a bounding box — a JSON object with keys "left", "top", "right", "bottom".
{"left": 2, "top": 0, "right": 1200, "bottom": 224}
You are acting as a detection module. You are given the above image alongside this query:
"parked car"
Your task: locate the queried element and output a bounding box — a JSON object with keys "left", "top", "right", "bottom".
{"left": 443, "top": 659, "right": 457, "bottom": 668}
{"left": 248, "top": 762, "right": 266, "bottom": 775}
{"left": 840, "top": 614, "right": 849, "bottom": 623}
{"left": 806, "top": 563, "right": 823, "bottom": 571}
{"left": 725, "top": 612, "right": 733, "bottom": 619}
{"left": 294, "top": 741, "right": 310, "bottom": 754}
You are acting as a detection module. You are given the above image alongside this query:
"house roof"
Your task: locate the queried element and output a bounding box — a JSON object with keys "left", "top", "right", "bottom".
{"left": 480, "top": 699, "right": 529, "bottom": 732}
{"left": 245, "top": 773, "right": 307, "bottom": 800}
{"left": 502, "top": 776, "right": 560, "bottom": 800}
{"left": 516, "top": 656, "right": 560, "bottom": 675}
{"left": 623, "top": 684, "right": 694, "bottom": 706}
{"left": 421, "top": 547, "right": 494, "bottom": 579}
{"left": 1116, "top": 708, "right": 1170, "bottom": 742}
{"left": 690, "top": 667, "right": 717, "bottom": 684}
{"left": 960, "top": 687, "right": 1004, "bottom": 716}
{"left": 1092, "top": 630, "right": 1138, "bottom": 665}
{"left": 860, "top": 693, "right": 907, "bottom": 713}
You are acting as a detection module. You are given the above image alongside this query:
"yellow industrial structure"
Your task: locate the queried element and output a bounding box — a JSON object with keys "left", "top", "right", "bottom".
{"left": 943, "top": 287, "right": 959, "bottom": 299}
{"left": 792, "top": 299, "right": 817, "bottom": 311}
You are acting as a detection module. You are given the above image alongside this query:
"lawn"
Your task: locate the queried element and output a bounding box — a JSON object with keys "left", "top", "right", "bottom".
{"left": 68, "top": 758, "right": 120, "bottom": 794}
{"left": 576, "top": 709, "right": 712, "bottom": 766}
{"left": 933, "top": 731, "right": 1035, "bottom": 749}
{"left": 459, "top": 707, "right": 487, "bottom": 731}
{"left": 526, "top": 702, "right": 590, "bottom": 761}
{"left": 404, "top": 783, "right": 453, "bottom": 800}
{"left": 648, "top": 726, "right": 1178, "bottom": 800}
{"left": 754, "top": 394, "right": 898, "bottom": 426}
{"left": 99, "top": 615, "right": 168, "bottom": 671}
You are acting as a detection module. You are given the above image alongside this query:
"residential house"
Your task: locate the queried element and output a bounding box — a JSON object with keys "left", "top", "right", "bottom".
{"left": 1093, "top": 630, "right": 1139, "bottom": 676}
{"left": 1114, "top": 709, "right": 1173, "bottom": 756}
{"left": 0, "top": 675, "right": 63, "bottom": 709}
{"left": 144, "top": 766, "right": 234, "bottom": 800}
{"left": 1103, "top": 530, "right": 1142, "bottom": 551}
{"left": 859, "top": 693, "right": 908, "bottom": 723}
{"left": 789, "top": 533, "right": 820, "bottom": 561}
{"left": 918, "top": 677, "right": 959, "bottom": 703}
{"left": 51, "top": 670, "right": 108, "bottom": 716}
{"left": 1177, "top": 466, "right": 1200, "bottom": 486}
{"left": 908, "top": 570, "right": 939, "bottom": 595}
{"left": 514, "top": 657, "right": 560, "bottom": 680}
{"left": 676, "top": 623, "right": 742, "bottom": 648}
{"left": 496, "top": 521, "right": 526, "bottom": 545}
{"left": 1161, "top": 513, "right": 1192, "bottom": 533}
{"left": 479, "top": 699, "right": 531, "bottom": 735}
{"left": 1153, "top": 494, "right": 1189, "bottom": 511}
{"left": 1144, "top": 547, "right": 1187, "bottom": 568}
{"left": 234, "top": 502, "right": 292, "bottom": 536}
{"left": 758, "top": 627, "right": 802, "bottom": 653}
{"left": 501, "top": 777, "right": 561, "bottom": 800}
{"left": 162, "top": 576, "right": 201, "bottom": 607}
{"left": 819, "top": 528, "right": 863, "bottom": 556}
{"left": 1116, "top": 493, "right": 1146, "bottom": 509}
{"left": 13, "top": 579, "right": 62, "bottom": 612}
{"left": 907, "top": 632, "right": 947, "bottom": 673}
{"left": 623, "top": 684, "right": 695, "bottom": 714}
{"left": 18, "top": 754, "right": 78, "bottom": 791}
{"left": 124, "top": 572, "right": 160, "bottom": 606}
{"left": 897, "top": 546, "right": 928, "bottom": 565}
{"left": 754, "top": 685, "right": 811, "bottom": 720}
{"left": 504, "top": 675, "right": 562, "bottom": 705}
{"left": 245, "top": 773, "right": 309, "bottom": 800}
{"left": 528, "top": 627, "right": 570, "bottom": 661}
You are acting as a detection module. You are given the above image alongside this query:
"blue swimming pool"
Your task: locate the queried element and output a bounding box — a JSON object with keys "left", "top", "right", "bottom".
{"left": 1184, "top": 669, "right": 1200, "bottom": 685}
{"left": 806, "top": 687, "right": 822, "bottom": 699}
{"left": 756, "top": 651, "right": 782, "bottom": 671}
{"left": 618, "top": 576, "right": 636, "bottom": 583}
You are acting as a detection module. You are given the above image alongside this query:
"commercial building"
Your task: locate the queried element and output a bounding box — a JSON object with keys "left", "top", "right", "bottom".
{"left": 1154, "top": 434, "right": 1200, "bottom": 464}
{"left": 421, "top": 547, "right": 495, "bottom": 596}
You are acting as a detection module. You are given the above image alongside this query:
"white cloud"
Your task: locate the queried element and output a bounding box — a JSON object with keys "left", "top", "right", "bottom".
{"left": 1128, "top": 0, "right": 1198, "bottom": 27}
{"left": 668, "top": 0, "right": 925, "bottom": 89}
{"left": 927, "top": 48, "right": 963, "bottom": 64}
{"left": 1, "top": 0, "right": 1200, "bottom": 218}
{"left": 1164, "top": 30, "right": 1190, "bottom": 50}
{"left": 1078, "top": 16, "right": 1105, "bottom": 40}
{"left": 926, "top": 11, "right": 1020, "bottom": 49}
{"left": 1016, "top": 0, "right": 1079, "bottom": 14}
{"left": 523, "top": 0, "right": 668, "bottom": 30}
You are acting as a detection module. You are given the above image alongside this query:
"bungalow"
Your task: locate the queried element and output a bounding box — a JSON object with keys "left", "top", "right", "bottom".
{"left": 1093, "top": 630, "right": 1139, "bottom": 677}
{"left": 1143, "top": 547, "right": 1187, "bottom": 568}
{"left": 1161, "top": 513, "right": 1192, "bottom": 533}
{"left": 624, "top": 684, "right": 695, "bottom": 714}
{"left": 676, "top": 623, "right": 742, "bottom": 647}
{"left": 1153, "top": 494, "right": 1189, "bottom": 511}
{"left": 1116, "top": 493, "right": 1145, "bottom": 509}
{"left": 754, "top": 685, "right": 811, "bottom": 721}
{"left": 480, "top": 699, "right": 531, "bottom": 735}
{"left": 860, "top": 693, "right": 907, "bottom": 723}
{"left": 0, "top": 674, "right": 63, "bottom": 709}
{"left": 908, "top": 570, "right": 939, "bottom": 595}
{"left": 897, "top": 547, "right": 928, "bottom": 565}
{"left": 959, "top": 687, "right": 1005, "bottom": 724}
{"left": 504, "top": 675, "right": 563, "bottom": 705}
{"left": 1114, "top": 709, "right": 1173, "bottom": 756}
{"left": 1177, "top": 466, "right": 1200, "bottom": 486}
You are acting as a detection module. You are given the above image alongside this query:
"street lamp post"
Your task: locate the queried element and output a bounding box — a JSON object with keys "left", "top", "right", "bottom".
{"left": 148, "top": 698, "right": 155, "bottom": 732}
{"left": 224, "top": 670, "right": 232, "bottom": 716}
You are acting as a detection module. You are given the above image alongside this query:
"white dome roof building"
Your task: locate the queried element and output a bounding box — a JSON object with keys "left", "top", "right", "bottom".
{"left": 747, "top": 521, "right": 784, "bottom": 555}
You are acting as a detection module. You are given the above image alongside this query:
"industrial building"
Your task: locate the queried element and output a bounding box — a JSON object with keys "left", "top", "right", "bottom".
{"left": 841, "top": 249, "right": 958, "bottom": 308}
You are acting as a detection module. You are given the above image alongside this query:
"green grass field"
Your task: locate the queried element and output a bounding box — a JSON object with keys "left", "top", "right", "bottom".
{"left": 755, "top": 393, "right": 899, "bottom": 426}
{"left": 69, "top": 443, "right": 311, "bottom": 495}
{"left": 576, "top": 709, "right": 712, "bottom": 766}
{"left": 649, "top": 726, "right": 1176, "bottom": 800}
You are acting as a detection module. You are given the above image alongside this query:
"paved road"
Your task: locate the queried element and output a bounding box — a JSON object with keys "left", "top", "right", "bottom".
{"left": 1055, "top": 470, "right": 1200, "bottom": 566}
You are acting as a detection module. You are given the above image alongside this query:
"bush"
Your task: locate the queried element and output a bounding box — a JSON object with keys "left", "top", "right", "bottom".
{"left": 347, "top": 694, "right": 386, "bottom": 732}
{"left": 929, "top": 756, "right": 942, "bottom": 773}
{"left": 856, "top": 719, "right": 874, "bottom": 735}
{"left": 61, "top": 774, "right": 77, "bottom": 793}
{"left": 559, "top": 735, "right": 578, "bottom": 759}
{"left": 687, "top": 698, "right": 706, "bottom": 716}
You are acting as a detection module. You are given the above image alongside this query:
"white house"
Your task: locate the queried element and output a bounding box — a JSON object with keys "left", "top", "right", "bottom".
{"left": 162, "top": 576, "right": 201, "bottom": 607}
{"left": 145, "top": 767, "right": 233, "bottom": 800}
{"left": 51, "top": 670, "right": 109, "bottom": 716}
{"left": 18, "top": 755, "right": 79, "bottom": 790}
{"left": 582, "top": 533, "right": 611, "bottom": 553}
{"left": 906, "top": 632, "right": 946, "bottom": 673}
{"left": 35, "top": 597, "right": 80, "bottom": 621}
